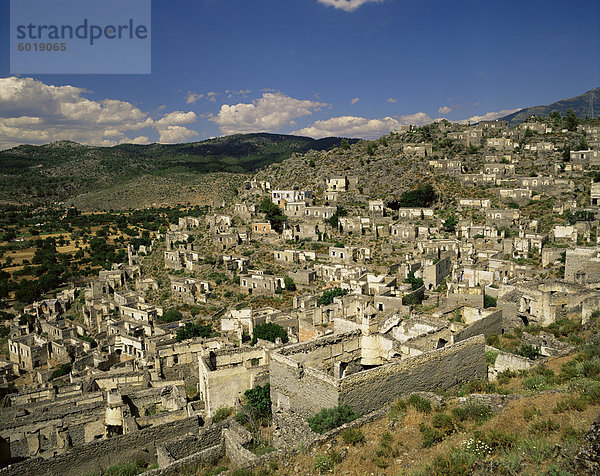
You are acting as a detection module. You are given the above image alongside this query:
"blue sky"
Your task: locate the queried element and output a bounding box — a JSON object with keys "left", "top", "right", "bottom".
{"left": 0, "top": 0, "right": 599, "bottom": 148}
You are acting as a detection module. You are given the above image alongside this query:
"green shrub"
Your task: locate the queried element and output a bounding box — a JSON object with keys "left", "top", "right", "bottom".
{"left": 388, "top": 398, "right": 407, "bottom": 422}
{"left": 523, "top": 406, "right": 541, "bottom": 421}
{"left": 420, "top": 423, "right": 444, "bottom": 448}
{"left": 529, "top": 418, "right": 560, "bottom": 435}
{"left": 313, "top": 450, "right": 341, "bottom": 474}
{"left": 307, "top": 405, "right": 359, "bottom": 434}
{"left": 485, "top": 350, "right": 499, "bottom": 365}
{"left": 476, "top": 429, "right": 517, "bottom": 451}
{"left": 212, "top": 406, "right": 232, "bottom": 423}
{"left": 103, "top": 461, "right": 146, "bottom": 476}
{"left": 553, "top": 395, "right": 588, "bottom": 414}
{"left": 427, "top": 447, "right": 475, "bottom": 476}
{"left": 49, "top": 362, "right": 72, "bottom": 381}
{"left": 514, "top": 344, "right": 541, "bottom": 359}
{"left": 451, "top": 403, "right": 493, "bottom": 424}
{"left": 408, "top": 394, "right": 432, "bottom": 413}
{"left": 432, "top": 412, "right": 460, "bottom": 436}
{"left": 340, "top": 428, "right": 365, "bottom": 446}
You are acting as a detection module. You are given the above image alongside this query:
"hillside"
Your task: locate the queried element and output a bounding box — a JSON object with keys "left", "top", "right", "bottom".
{"left": 499, "top": 87, "right": 600, "bottom": 124}
{"left": 0, "top": 133, "right": 357, "bottom": 208}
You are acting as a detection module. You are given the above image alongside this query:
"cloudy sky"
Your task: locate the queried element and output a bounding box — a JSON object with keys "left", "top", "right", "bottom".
{"left": 0, "top": 0, "right": 599, "bottom": 149}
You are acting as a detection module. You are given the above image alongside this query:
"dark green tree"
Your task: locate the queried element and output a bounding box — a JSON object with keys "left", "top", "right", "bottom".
{"left": 258, "top": 197, "right": 287, "bottom": 233}
{"left": 564, "top": 108, "right": 579, "bottom": 131}
{"left": 251, "top": 322, "right": 288, "bottom": 345}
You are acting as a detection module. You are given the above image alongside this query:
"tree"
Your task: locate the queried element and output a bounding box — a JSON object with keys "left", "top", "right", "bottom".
{"left": 258, "top": 197, "right": 287, "bottom": 233}
{"left": 251, "top": 322, "right": 288, "bottom": 345}
{"left": 341, "top": 138, "right": 350, "bottom": 150}
{"left": 564, "top": 108, "right": 578, "bottom": 131}
{"left": 404, "top": 271, "right": 424, "bottom": 290}
{"left": 284, "top": 276, "right": 296, "bottom": 291}
{"left": 388, "top": 184, "right": 437, "bottom": 209}
{"left": 442, "top": 216, "right": 458, "bottom": 233}
{"left": 161, "top": 308, "right": 183, "bottom": 323}
{"left": 176, "top": 321, "right": 212, "bottom": 341}
{"left": 327, "top": 206, "right": 348, "bottom": 228}
{"left": 318, "top": 287, "right": 348, "bottom": 306}
{"left": 244, "top": 383, "right": 271, "bottom": 417}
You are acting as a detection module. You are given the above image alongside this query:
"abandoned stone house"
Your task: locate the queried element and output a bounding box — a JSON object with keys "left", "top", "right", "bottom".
{"left": 485, "top": 209, "right": 520, "bottom": 226}
{"left": 282, "top": 222, "right": 323, "bottom": 241}
{"left": 221, "top": 255, "right": 249, "bottom": 275}
{"left": 304, "top": 205, "right": 336, "bottom": 220}
{"left": 458, "top": 198, "right": 491, "bottom": 209}
{"left": 170, "top": 277, "right": 211, "bottom": 304}
{"left": 326, "top": 176, "right": 358, "bottom": 192}
{"left": 459, "top": 173, "right": 498, "bottom": 187}
{"left": 239, "top": 273, "right": 285, "bottom": 295}
{"left": 498, "top": 188, "right": 532, "bottom": 202}
{"left": 428, "top": 158, "right": 462, "bottom": 175}
{"left": 271, "top": 190, "right": 313, "bottom": 205}
{"left": 251, "top": 222, "right": 275, "bottom": 234}
{"left": 8, "top": 334, "right": 48, "bottom": 373}
{"left": 423, "top": 255, "right": 452, "bottom": 290}
{"left": 564, "top": 247, "right": 600, "bottom": 283}
{"left": 214, "top": 233, "right": 240, "bottom": 252}
{"left": 486, "top": 137, "right": 516, "bottom": 150}
{"left": 497, "top": 280, "right": 600, "bottom": 327}
{"left": 199, "top": 346, "right": 269, "bottom": 417}
{"left": 570, "top": 149, "right": 600, "bottom": 164}
{"left": 270, "top": 332, "right": 485, "bottom": 447}
{"left": 483, "top": 163, "right": 515, "bottom": 177}
{"left": 403, "top": 143, "right": 433, "bottom": 157}
{"left": 205, "top": 215, "right": 232, "bottom": 233}
{"left": 390, "top": 223, "right": 417, "bottom": 240}
{"left": 284, "top": 201, "right": 306, "bottom": 217}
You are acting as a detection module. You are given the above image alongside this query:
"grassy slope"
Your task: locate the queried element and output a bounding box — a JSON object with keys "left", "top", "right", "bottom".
{"left": 0, "top": 133, "right": 356, "bottom": 207}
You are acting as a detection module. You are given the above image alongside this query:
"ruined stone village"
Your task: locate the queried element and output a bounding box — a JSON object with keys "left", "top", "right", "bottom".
{"left": 1, "top": 118, "right": 600, "bottom": 475}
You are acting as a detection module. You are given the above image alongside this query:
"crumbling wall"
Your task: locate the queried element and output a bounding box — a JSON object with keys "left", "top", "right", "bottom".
{"left": 0, "top": 416, "right": 202, "bottom": 476}
{"left": 339, "top": 336, "right": 486, "bottom": 415}
{"left": 455, "top": 310, "right": 504, "bottom": 342}
{"left": 485, "top": 346, "right": 534, "bottom": 380}
{"left": 270, "top": 352, "right": 339, "bottom": 419}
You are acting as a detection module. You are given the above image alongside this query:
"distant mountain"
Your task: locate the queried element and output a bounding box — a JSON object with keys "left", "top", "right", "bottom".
{"left": 499, "top": 88, "right": 600, "bottom": 125}
{"left": 0, "top": 133, "right": 358, "bottom": 207}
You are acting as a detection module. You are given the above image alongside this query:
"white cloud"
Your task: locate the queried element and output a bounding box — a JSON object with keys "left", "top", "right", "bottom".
{"left": 317, "top": 0, "right": 384, "bottom": 12}
{"left": 351, "top": 97, "right": 360, "bottom": 105}
{"left": 387, "top": 98, "right": 397, "bottom": 103}
{"left": 457, "top": 108, "right": 521, "bottom": 124}
{"left": 186, "top": 92, "right": 204, "bottom": 104}
{"left": 212, "top": 92, "right": 327, "bottom": 135}
{"left": 0, "top": 76, "right": 199, "bottom": 149}
{"left": 157, "top": 125, "right": 199, "bottom": 143}
{"left": 225, "top": 89, "right": 251, "bottom": 98}
{"left": 438, "top": 105, "right": 452, "bottom": 114}
{"left": 293, "top": 112, "right": 433, "bottom": 139}
{"left": 131, "top": 136, "right": 150, "bottom": 144}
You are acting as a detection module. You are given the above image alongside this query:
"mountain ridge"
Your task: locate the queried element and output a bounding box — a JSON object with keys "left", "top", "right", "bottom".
{"left": 498, "top": 87, "right": 599, "bottom": 124}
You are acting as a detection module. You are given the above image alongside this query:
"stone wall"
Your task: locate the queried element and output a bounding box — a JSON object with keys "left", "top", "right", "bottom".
{"left": 0, "top": 416, "right": 202, "bottom": 476}
{"left": 486, "top": 346, "right": 534, "bottom": 380}
{"left": 339, "top": 336, "right": 486, "bottom": 415}
{"left": 454, "top": 310, "right": 504, "bottom": 342}
{"left": 270, "top": 351, "right": 340, "bottom": 419}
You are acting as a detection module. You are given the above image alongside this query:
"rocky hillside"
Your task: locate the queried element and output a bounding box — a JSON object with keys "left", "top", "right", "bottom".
{"left": 0, "top": 133, "right": 357, "bottom": 208}
{"left": 499, "top": 87, "right": 600, "bottom": 125}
